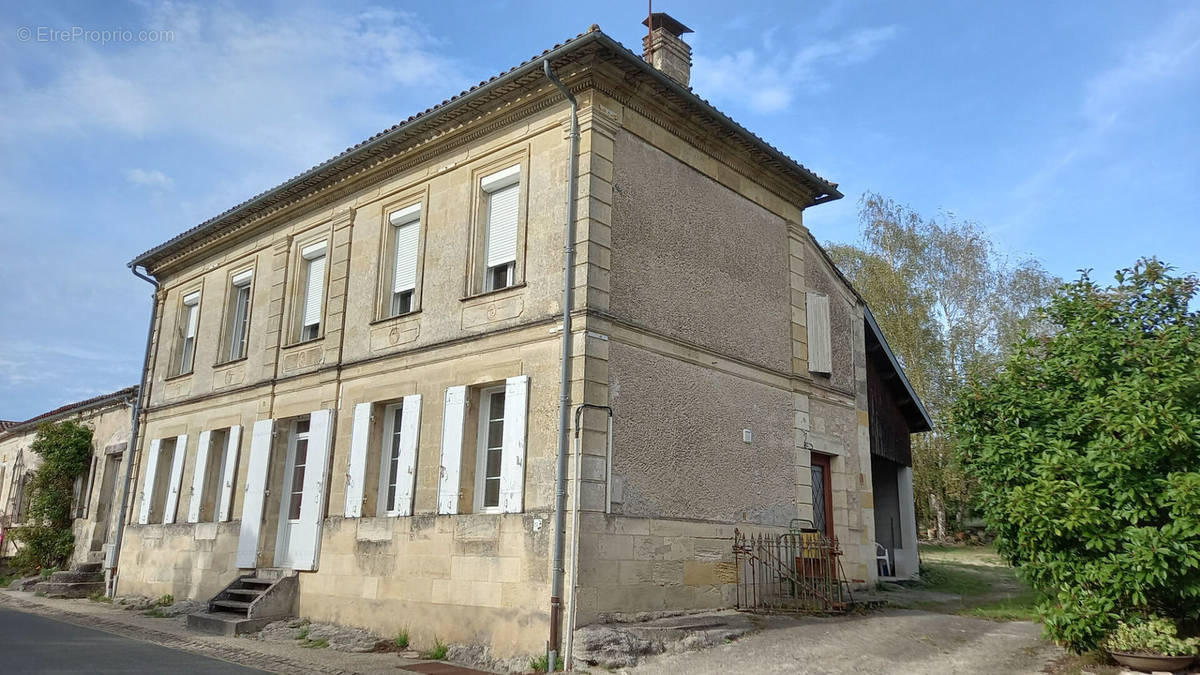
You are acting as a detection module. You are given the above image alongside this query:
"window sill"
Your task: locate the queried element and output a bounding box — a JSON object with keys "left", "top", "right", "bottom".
{"left": 213, "top": 356, "right": 249, "bottom": 369}
{"left": 369, "top": 309, "right": 422, "bottom": 327}
{"left": 163, "top": 370, "right": 194, "bottom": 382}
{"left": 282, "top": 336, "right": 324, "bottom": 350}
{"left": 460, "top": 283, "right": 526, "bottom": 303}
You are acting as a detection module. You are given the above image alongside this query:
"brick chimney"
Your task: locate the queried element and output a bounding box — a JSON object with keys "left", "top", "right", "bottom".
{"left": 642, "top": 12, "right": 693, "bottom": 87}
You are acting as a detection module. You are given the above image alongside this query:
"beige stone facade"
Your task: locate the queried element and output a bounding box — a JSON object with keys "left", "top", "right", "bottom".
{"left": 0, "top": 387, "right": 136, "bottom": 563}
{"left": 116, "top": 24, "right": 927, "bottom": 661}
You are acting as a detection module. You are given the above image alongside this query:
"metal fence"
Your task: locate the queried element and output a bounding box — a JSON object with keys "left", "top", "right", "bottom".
{"left": 732, "top": 527, "right": 852, "bottom": 613}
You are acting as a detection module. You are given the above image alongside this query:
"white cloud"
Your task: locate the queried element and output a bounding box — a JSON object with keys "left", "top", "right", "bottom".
{"left": 692, "top": 26, "right": 898, "bottom": 113}
{"left": 125, "top": 168, "right": 172, "bottom": 188}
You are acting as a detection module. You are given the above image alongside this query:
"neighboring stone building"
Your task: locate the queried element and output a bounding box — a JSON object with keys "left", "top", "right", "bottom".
{"left": 0, "top": 386, "right": 137, "bottom": 563}
{"left": 117, "top": 16, "right": 929, "bottom": 661}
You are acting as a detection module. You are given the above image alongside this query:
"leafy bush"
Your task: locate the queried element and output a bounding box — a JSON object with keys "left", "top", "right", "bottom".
{"left": 529, "top": 653, "right": 562, "bottom": 673}
{"left": 421, "top": 637, "right": 448, "bottom": 660}
{"left": 155, "top": 594, "right": 174, "bottom": 607}
{"left": 952, "top": 259, "right": 1200, "bottom": 652}
{"left": 1103, "top": 617, "right": 1199, "bottom": 656}
{"left": 10, "top": 421, "right": 93, "bottom": 573}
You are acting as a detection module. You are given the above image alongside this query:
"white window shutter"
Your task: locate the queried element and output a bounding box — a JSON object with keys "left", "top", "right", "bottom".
{"left": 138, "top": 438, "right": 161, "bottom": 525}
{"left": 484, "top": 183, "right": 520, "bottom": 268}
{"left": 163, "top": 434, "right": 188, "bottom": 525}
{"left": 395, "top": 394, "right": 422, "bottom": 517}
{"left": 187, "top": 430, "right": 212, "bottom": 524}
{"left": 806, "top": 292, "right": 832, "bottom": 374}
{"left": 392, "top": 217, "right": 420, "bottom": 294}
{"left": 237, "top": 419, "right": 273, "bottom": 569}
{"left": 438, "top": 386, "right": 467, "bottom": 515}
{"left": 499, "top": 376, "right": 529, "bottom": 513}
{"left": 344, "top": 403, "right": 372, "bottom": 518}
{"left": 218, "top": 425, "right": 241, "bottom": 522}
{"left": 302, "top": 254, "right": 326, "bottom": 328}
{"left": 293, "top": 409, "right": 334, "bottom": 571}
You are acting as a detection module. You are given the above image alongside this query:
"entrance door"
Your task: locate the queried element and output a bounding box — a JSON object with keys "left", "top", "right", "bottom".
{"left": 274, "top": 419, "right": 310, "bottom": 568}
{"left": 810, "top": 453, "right": 835, "bottom": 540}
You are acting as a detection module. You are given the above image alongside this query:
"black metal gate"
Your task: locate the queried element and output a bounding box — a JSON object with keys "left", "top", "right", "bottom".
{"left": 732, "top": 525, "right": 852, "bottom": 613}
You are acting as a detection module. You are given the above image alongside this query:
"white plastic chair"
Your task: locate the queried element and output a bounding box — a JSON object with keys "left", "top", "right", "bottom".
{"left": 875, "top": 542, "right": 893, "bottom": 577}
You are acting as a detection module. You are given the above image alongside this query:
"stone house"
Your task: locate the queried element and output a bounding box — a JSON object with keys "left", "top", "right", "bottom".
{"left": 116, "top": 16, "right": 929, "bottom": 660}
{"left": 0, "top": 386, "right": 136, "bottom": 564}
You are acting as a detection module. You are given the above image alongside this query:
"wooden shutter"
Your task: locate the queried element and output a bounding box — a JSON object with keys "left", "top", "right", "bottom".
{"left": 162, "top": 434, "right": 188, "bottom": 525}
{"left": 218, "top": 425, "right": 241, "bottom": 522}
{"left": 138, "top": 438, "right": 160, "bottom": 524}
{"left": 391, "top": 205, "right": 421, "bottom": 294}
{"left": 293, "top": 409, "right": 334, "bottom": 571}
{"left": 806, "top": 292, "right": 832, "bottom": 374}
{"left": 237, "top": 419, "right": 273, "bottom": 569}
{"left": 395, "top": 394, "right": 422, "bottom": 517}
{"left": 187, "top": 430, "right": 212, "bottom": 523}
{"left": 438, "top": 386, "right": 467, "bottom": 515}
{"left": 499, "top": 376, "right": 529, "bottom": 513}
{"left": 344, "top": 402, "right": 372, "bottom": 518}
{"left": 482, "top": 166, "right": 520, "bottom": 268}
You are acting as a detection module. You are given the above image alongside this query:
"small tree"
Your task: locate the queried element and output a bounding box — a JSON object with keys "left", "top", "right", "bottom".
{"left": 11, "top": 420, "right": 93, "bottom": 573}
{"left": 952, "top": 259, "right": 1200, "bottom": 651}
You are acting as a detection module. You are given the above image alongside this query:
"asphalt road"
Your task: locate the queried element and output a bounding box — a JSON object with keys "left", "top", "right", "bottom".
{"left": 0, "top": 607, "right": 270, "bottom": 674}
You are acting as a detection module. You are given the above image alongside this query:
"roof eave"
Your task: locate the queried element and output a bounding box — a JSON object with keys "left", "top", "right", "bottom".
{"left": 863, "top": 306, "right": 933, "bottom": 433}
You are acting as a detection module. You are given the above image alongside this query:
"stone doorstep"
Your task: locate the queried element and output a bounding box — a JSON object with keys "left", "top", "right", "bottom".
{"left": 36, "top": 581, "right": 105, "bottom": 599}
{"left": 188, "top": 610, "right": 282, "bottom": 637}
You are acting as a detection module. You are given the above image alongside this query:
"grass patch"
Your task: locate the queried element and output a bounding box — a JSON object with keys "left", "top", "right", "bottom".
{"left": 144, "top": 607, "right": 167, "bottom": 618}
{"left": 39, "top": 567, "right": 59, "bottom": 578}
{"left": 0, "top": 575, "right": 12, "bottom": 588}
{"left": 422, "top": 637, "right": 448, "bottom": 660}
{"left": 918, "top": 562, "right": 992, "bottom": 596}
{"left": 297, "top": 626, "right": 311, "bottom": 641}
{"left": 393, "top": 628, "right": 409, "bottom": 649}
{"left": 154, "top": 594, "right": 173, "bottom": 607}
{"left": 529, "top": 654, "right": 562, "bottom": 673}
{"left": 87, "top": 591, "right": 113, "bottom": 604}
{"left": 958, "top": 592, "right": 1040, "bottom": 621}
{"left": 300, "top": 637, "right": 329, "bottom": 649}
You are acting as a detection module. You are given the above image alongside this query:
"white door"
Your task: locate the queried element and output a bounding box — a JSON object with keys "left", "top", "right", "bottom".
{"left": 274, "top": 419, "right": 310, "bottom": 568}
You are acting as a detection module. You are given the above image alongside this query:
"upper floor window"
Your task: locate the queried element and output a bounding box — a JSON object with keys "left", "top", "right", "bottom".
{"left": 299, "top": 242, "right": 327, "bottom": 342}
{"left": 176, "top": 292, "right": 201, "bottom": 375}
{"left": 480, "top": 165, "right": 521, "bottom": 292}
{"left": 388, "top": 204, "right": 421, "bottom": 317}
{"left": 224, "top": 269, "right": 253, "bottom": 362}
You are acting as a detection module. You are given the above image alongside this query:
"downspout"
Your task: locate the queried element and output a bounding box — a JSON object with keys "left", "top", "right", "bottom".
{"left": 108, "top": 264, "right": 159, "bottom": 597}
{"left": 543, "top": 58, "right": 579, "bottom": 674}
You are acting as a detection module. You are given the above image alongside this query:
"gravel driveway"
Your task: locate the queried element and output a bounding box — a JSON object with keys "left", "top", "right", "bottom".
{"left": 622, "top": 609, "right": 1062, "bottom": 675}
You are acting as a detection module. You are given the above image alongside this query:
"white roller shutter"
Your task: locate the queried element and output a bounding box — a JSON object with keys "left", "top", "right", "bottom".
{"left": 806, "top": 292, "right": 832, "bottom": 375}
{"left": 187, "top": 430, "right": 212, "bottom": 524}
{"left": 394, "top": 394, "right": 422, "bottom": 517}
{"left": 438, "top": 386, "right": 467, "bottom": 515}
{"left": 344, "top": 402, "right": 372, "bottom": 518}
{"left": 301, "top": 244, "right": 327, "bottom": 329}
{"left": 482, "top": 166, "right": 520, "bottom": 268}
{"left": 218, "top": 425, "right": 241, "bottom": 522}
{"left": 138, "top": 438, "right": 161, "bottom": 525}
{"left": 163, "top": 434, "right": 188, "bottom": 525}
{"left": 391, "top": 206, "right": 421, "bottom": 294}
{"left": 293, "top": 409, "right": 334, "bottom": 571}
{"left": 499, "top": 376, "right": 529, "bottom": 513}
{"left": 237, "top": 419, "right": 273, "bottom": 569}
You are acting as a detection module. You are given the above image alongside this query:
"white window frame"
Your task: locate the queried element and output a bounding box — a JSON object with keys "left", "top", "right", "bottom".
{"left": 225, "top": 269, "right": 253, "bottom": 362}
{"left": 298, "top": 242, "right": 327, "bottom": 342}
{"left": 178, "top": 292, "right": 201, "bottom": 375}
{"left": 474, "top": 385, "right": 506, "bottom": 513}
{"left": 480, "top": 165, "right": 521, "bottom": 293}
{"left": 377, "top": 403, "right": 405, "bottom": 516}
{"left": 388, "top": 204, "right": 421, "bottom": 318}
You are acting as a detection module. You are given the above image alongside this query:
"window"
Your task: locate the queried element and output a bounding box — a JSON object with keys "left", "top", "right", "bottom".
{"left": 475, "top": 387, "right": 506, "bottom": 510}
{"left": 288, "top": 419, "right": 310, "bottom": 520}
{"left": 198, "top": 428, "right": 229, "bottom": 522}
{"left": 224, "top": 270, "right": 253, "bottom": 362}
{"left": 480, "top": 165, "right": 521, "bottom": 292}
{"left": 380, "top": 404, "right": 404, "bottom": 513}
{"left": 177, "top": 292, "right": 201, "bottom": 375}
{"left": 72, "top": 457, "right": 98, "bottom": 519}
{"left": 148, "top": 438, "right": 177, "bottom": 524}
{"left": 387, "top": 204, "right": 421, "bottom": 317}
{"left": 299, "top": 242, "right": 327, "bottom": 341}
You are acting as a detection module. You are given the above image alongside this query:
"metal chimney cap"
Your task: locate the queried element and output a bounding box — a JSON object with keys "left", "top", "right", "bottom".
{"left": 642, "top": 12, "right": 693, "bottom": 37}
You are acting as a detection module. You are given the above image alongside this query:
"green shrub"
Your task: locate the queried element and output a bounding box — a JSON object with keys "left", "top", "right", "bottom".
{"left": 0, "top": 576, "right": 11, "bottom": 588}
{"left": 300, "top": 637, "right": 328, "bottom": 649}
{"left": 155, "top": 594, "right": 173, "bottom": 607}
{"left": 421, "top": 637, "right": 448, "bottom": 660}
{"left": 528, "top": 653, "right": 562, "bottom": 673}
{"left": 953, "top": 259, "right": 1200, "bottom": 651}
{"left": 393, "top": 629, "right": 409, "bottom": 649}
{"left": 1103, "top": 617, "right": 1199, "bottom": 656}
{"left": 10, "top": 421, "right": 93, "bottom": 574}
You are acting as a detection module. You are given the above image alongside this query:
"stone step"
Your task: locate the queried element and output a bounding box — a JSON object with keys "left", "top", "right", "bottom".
{"left": 212, "top": 599, "right": 252, "bottom": 613}
{"left": 241, "top": 577, "right": 275, "bottom": 586}
{"left": 74, "top": 562, "right": 102, "bottom": 575}
{"left": 47, "top": 570, "right": 103, "bottom": 584}
{"left": 36, "top": 581, "right": 105, "bottom": 599}
{"left": 187, "top": 611, "right": 279, "bottom": 637}
{"left": 226, "top": 588, "right": 264, "bottom": 598}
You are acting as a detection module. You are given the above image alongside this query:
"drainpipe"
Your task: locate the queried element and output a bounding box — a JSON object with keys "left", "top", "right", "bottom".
{"left": 107, "top": 264, "right": 159, "bottom": 597}
{"left": 543, "top": 58, "right": 579, "bottom": 674}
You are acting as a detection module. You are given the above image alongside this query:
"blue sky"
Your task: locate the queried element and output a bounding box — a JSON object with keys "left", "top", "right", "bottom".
{"left": 1, "top": 1, "right": 1197, "bottom": 420}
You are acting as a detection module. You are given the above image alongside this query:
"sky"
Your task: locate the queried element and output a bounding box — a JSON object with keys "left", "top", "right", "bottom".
{"left": 0, "top": 1, "right": 1197, "bottom": 420}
